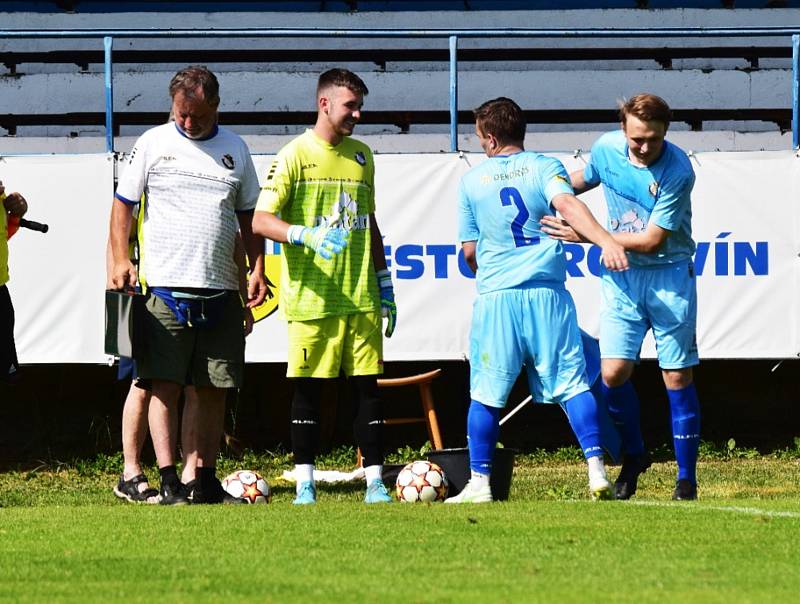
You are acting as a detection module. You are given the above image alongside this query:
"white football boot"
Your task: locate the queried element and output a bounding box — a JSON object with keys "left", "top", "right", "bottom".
{"left": 445, "top": 479, "right": 493, "bottom": 504}
{"left": 588, "top": 455, "right": 613, "bottom": 500}
{"left": 588, "top": 468, "right": 614, "bottom": 500}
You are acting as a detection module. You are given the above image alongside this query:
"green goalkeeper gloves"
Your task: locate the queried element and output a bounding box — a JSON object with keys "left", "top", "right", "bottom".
{"left": 286, "top": 225, "right": 348, "bottom": 260}
{"left": 376, "top": 268, "right": 396, "bottom": 338}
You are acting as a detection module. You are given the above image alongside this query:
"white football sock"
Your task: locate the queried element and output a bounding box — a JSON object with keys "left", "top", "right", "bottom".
{"left": 364, "top": 465, "right": 382, "bottom": 484}
{"left": 295, "top": 464, "right": 314, "bottom": 492}
{"left": 587, "top": 455, "right": 607, "bottom": 480}
{"left": 470, "top": 470, "right": 490, "bottom": 489}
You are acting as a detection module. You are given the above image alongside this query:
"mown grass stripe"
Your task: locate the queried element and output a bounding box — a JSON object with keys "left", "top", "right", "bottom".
{"left": 629, "top": 500, "right": 800, "bottom": 518}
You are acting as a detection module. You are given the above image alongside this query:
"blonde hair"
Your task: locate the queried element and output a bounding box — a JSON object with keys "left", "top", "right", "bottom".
{"left": 619, "top": 94, "right": 672, "bottom": 128}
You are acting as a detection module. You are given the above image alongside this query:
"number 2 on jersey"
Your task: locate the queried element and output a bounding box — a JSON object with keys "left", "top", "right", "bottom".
{"left": 500, "top": 187, "right": 539, "bottom": 248}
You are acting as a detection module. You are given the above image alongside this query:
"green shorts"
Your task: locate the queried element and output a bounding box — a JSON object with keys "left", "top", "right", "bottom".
{"left": 136, "top": 291, "right": 245, "bottom": 388}
{"left": 287, "top": 312, "right": 383, "bottom": 378}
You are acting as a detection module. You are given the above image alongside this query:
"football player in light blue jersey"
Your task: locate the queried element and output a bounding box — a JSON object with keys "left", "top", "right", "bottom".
{"left": 446, "top": 97, "right": 628, "bottom": 504}
{"left": 542, "top": 94, "right": 701, "bottom": 501}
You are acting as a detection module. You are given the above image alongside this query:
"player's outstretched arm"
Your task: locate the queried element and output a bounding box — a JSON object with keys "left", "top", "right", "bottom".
{"left": 540, "top": 215, "right": 586, "bottom": 243}
{"left": 252, "top": 210, "right": 348, "bottom": 261}
{"left": 543, "top": 208, "right": 671, "bottom": 255}
{"left": 568, "top": 169, "right": 599, "bottom": 196}
{"left": 541, "top": 168, "right": 601, "bottom": 238}
{"left": 252, "top": 210, "right": 289, "bottom": 242}
{"left": 551, "top": 193, "right": 628, "bottom": 272}
{"left": 611, "top": 222, "right": 671, "bottom": 254}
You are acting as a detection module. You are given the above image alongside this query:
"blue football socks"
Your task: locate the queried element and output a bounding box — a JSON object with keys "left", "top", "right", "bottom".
{"left": 467, "top": 400, "right": 500, "bottom": 475}
{"left": 564, "top": 390, "right": 604, "bottom": 459}
{"left": 601, "top": 380, "right": 646, "bottom": 456}
{"left": 667, "top": 383, "right": 701, "bottom": 484}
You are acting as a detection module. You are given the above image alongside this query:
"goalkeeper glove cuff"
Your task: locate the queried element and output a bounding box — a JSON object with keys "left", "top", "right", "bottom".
{"left": 286, "top": 225, "right": 348, "bottom": 260}
{"left": 286, "top": 225, "right": 308, "bottom": 247}
{"left": 376, "top": 269, "right": 397, "bottom": 338}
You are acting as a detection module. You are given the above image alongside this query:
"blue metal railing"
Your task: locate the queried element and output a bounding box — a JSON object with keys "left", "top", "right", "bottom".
{"left": 1, "top": 27, "right": 799, "bottom": 152}
{"left": 794, "top": 34, "right": 799, "bottom": 150}
{"left": 103, "top": 36, "right": 114, "bottom": 154}
{"left": 449, "top": 35, "right": 458, "bottom": 154}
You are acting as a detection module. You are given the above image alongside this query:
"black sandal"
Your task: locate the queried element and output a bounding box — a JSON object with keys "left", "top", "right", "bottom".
{"left": 113, "top": 473, "right": 160, "bottom": 504}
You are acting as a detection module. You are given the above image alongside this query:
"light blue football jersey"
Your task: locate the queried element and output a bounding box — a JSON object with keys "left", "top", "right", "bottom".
{"left": 584, "top": 130, "right": 696, "bottom": 267}
{"left": 458, "top": 151, "right": 574, "bottom": 294}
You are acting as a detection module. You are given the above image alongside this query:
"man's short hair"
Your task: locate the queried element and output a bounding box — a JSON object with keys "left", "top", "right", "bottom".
{"left": 619, "top": 94, "right": 672, "bottom": 128}
{"left": 169, "top": 66, "right": 220, "bottom": 107}
{"left": 473, "top": 97, "right": 526, "bottom": 145}
{"left": 316, "top": 68, "right": 369, "bottom": 98}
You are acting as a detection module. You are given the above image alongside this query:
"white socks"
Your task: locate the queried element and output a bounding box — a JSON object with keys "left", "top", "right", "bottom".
{"left": 295, "top": 464, "right": 314, "bottom": 493}
{"left": 587, "top": 455, "right": 607, "bottom": 481}
{"left": 470, "top": 471, "right": 490, "bottom": 489}
{"left": 364, "top": 465, "right": 383, "bottom": 484}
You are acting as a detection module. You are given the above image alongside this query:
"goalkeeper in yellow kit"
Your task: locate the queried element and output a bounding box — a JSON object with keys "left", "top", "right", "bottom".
{"left": 252, "top": 68, "right": 396, "bottom": 504}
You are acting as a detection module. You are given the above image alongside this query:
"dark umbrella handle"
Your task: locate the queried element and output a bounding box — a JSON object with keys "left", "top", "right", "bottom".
{"left": 19, "top": 218, "right": 48, "bottom": 233}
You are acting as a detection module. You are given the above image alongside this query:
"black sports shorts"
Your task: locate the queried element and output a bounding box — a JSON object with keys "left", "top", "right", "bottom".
{"left": 0, "top": 284, "right": 19, "bottom": 383}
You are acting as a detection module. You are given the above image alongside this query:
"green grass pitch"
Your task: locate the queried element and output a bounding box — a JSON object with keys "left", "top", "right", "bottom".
{"left": 1, "top": 446, "right": 798, "bottom": 603}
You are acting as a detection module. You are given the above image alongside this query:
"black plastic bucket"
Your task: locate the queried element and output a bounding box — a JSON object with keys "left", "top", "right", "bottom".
{"left": 381, "top": 463, "right": 406, "bottom": 487}
{"left": 427, "top": 447, "right": 516, "bottom": 501}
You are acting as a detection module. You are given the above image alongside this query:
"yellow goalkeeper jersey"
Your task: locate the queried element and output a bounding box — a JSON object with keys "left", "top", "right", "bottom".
{"left": 256, "top": 129, "right": 380, "bottom": 321}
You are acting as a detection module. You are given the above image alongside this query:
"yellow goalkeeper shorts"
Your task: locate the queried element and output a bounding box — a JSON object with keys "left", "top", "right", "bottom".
{"left": 287, "top": 312, "right": 383, "bottom": 378}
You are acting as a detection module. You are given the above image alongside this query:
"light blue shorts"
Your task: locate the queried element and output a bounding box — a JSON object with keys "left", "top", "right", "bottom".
{"left": 600, "top": 260, "right": 699, "bottom": 369}
{"left": 469, "top": 285, "right": 591, "bottom": 408}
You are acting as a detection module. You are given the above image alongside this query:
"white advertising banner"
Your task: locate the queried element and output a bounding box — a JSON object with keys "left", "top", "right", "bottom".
{"left": 5, "top": 151, "right": 798, "bottom": 363}
{"left": 555, "top": 150, "right": 800, "bottom": 360}
{"left": 5, "top": 154, "right": 113, "bottom": 363}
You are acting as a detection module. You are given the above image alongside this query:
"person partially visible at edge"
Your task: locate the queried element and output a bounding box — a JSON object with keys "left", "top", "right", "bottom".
{"left": 108, "top": 65, "right": 267, "bottom": 505}
{"left": 542, "top": 93, "right": 701, "bottom": 501}
{"left": 252, "top": 68, "right": 397, "bottom": 505}
{"left": 1, "top": 181, "right": 28, "bottom": 385}
{"left": 446, "top": 97, "right": 628, "bottom": 504}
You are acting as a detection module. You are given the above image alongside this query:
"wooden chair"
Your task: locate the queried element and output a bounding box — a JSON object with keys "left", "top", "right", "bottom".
{"left": 357, "top": 368, "right": 444, "bottom": 466}
{"left": 378, "top": 369, "right": 444, "bottom": 450}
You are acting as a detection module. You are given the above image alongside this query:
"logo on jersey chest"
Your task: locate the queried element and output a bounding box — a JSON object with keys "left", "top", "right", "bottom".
{"left": 354, "top": 151, "right": 366, "bottom": 166}
{"left": 649, "top": 181, "right": 659, "bottom": 197}
{"left": 610, "top": 208, "right": 646, "bottom": 233}
{"left": 222, "top": 154, "right": 235, "bottom": 170}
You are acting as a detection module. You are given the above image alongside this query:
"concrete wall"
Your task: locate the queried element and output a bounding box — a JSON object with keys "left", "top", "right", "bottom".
{"left": 1, "top": 68, "right": 788, "bottom": 115}
{"left": 0, "top": 130, "right": 791, "bottom": 155}
{"left": 0, "top": 7, "right": 797, "bottom": 149}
